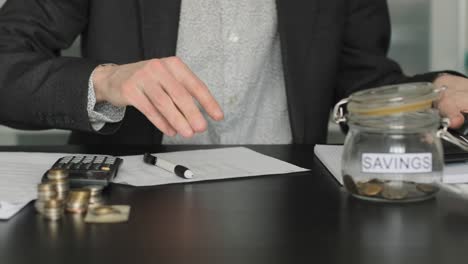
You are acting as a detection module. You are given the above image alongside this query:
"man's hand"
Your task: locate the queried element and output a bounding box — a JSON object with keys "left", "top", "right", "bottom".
{"left": 434, "top": 74, "right": 468, "bottom": 129}
{"left": 92, "top": 57, "right": 224, "bottom": 137}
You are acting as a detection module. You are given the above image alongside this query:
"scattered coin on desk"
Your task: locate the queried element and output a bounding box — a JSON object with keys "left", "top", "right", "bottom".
{"left": 91, "top": 205, "right": 121, "bottom": 216}
{"left": 84, "top": 205, "right": 130, "bottom": 224}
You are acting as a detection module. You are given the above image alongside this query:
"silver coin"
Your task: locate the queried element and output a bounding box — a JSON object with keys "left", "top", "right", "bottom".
{"left": 382, "top": 184, "right": 408, "bottom": 200}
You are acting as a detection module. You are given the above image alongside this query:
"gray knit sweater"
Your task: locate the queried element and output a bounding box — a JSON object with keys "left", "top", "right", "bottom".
{"left": 88, "top": 0, "right": 292, "bottom": 144}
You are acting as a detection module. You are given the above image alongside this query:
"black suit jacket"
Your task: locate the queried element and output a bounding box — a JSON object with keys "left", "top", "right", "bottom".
{"left": 0, "top": 0, "right": 445, "bottom": 144}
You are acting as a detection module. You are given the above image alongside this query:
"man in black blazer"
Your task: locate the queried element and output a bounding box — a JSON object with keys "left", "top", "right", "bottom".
{"left": 0, "top": 0, "right": 467, "bottom": 144}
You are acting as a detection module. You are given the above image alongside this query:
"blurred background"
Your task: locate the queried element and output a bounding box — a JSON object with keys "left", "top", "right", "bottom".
{"left": 0, "top": 0, "right": 466, "bottom": 145}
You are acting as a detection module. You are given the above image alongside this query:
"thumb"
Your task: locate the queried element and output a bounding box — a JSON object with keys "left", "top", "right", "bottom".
{"left": 447, "top": 112, "right": 465, "bottom": 129}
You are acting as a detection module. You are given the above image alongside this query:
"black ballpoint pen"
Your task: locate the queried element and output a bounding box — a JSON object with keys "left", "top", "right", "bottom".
{"left": 143, "top": 153, "right": 194, "bottom": 179}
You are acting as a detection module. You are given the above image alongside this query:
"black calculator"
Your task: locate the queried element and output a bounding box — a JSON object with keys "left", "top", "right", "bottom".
{"left": 42, "top": 155, "right": 123, "bottom": 187}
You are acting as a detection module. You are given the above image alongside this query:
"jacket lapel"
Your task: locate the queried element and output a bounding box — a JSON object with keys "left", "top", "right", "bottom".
{"left": 276, "top": 0, "right": 319, "bottom": 143}
{"left": 137, "top": 0, "right": 182, "bottom": 59}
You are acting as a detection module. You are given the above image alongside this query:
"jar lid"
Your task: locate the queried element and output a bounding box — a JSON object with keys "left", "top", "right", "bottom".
{"left": 347, "top": 82, "right": 440, "bottom": 116}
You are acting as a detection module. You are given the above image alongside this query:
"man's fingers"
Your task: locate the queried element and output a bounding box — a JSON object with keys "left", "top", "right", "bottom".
{"left": 161, "top": 57, "right": 224, "bottom": 121}
{"left": 127, "top": 86, "right": 177, "bottom": 136}
{"left": 438, "top": 93, "right": 465, "bottom": 128}
{"left": 450, "top": 114, "right": 465, "bottom": 129}
{"left": 145, "top": 60, "right": 207, "bottom": 133}
{"left": 142, "top": 81, "right": 195, "bottom": 138}
{"left": 111, "top": 57, "right": 224, "bottom": 137}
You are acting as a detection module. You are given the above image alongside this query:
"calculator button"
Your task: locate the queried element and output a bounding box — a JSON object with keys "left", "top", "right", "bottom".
{"left": 83, "top": 157, "right": 95, "bottom": 163}
{"left": 63, "top": 162, "right": 74, "bottom": 170}
{"left": 72, "top": 156, "right": 85, "bottom": 163}
{"left": 106, "top": 157, "right": 116, "bottom": 163}
{"left": 91, "top": 163, "right": 103, "bottom": 170}
{"left": 71, "top": 163, "right": 82, "bottom": 170}
{"left": 60, "top": 156, "right": 73, "bottom": 163}
{"left": 54, "top": 163, "right": 66, "bottom": 169}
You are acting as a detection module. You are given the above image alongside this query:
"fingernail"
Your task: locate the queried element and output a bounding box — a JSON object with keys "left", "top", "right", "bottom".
{"left": 214, "top": 110, "right": 224, "bottom": 120}
{"left": 182, "top": 129, "right": 194, "bottom": 138}
{"left": 194, "top": 120, "right": 207, "bottom": 132}
{"left": 167, "top": 130, "right": 176, "bottom": 137}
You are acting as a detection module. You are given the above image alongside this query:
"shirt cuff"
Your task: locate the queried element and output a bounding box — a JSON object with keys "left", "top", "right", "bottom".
{"left": 87, "top": 67, "right": 126, "bottom": 131}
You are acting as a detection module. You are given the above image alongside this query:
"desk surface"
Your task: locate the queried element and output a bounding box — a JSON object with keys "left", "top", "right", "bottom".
{"left": 1, "top": 145, "right": 468, "bottom": 264}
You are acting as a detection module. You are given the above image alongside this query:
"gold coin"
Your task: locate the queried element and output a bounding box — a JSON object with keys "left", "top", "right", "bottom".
{"left": 66, "top": 207, "right": 87, "bottom": 214}
{"left": 44, "top": 199, "right": 64, "bottom": 209}
{"left": 37, "top": 183, "right": 55, "bottom": 191}
{"left": 343, "top": 175, "right": 358, "bottom": 194}
{"left": 356, "top": 181, "right": 364, "bottom": 188}
{"left": 361, "top": 182, "right": 383, "bottom": 196}
{"left": 47, "top": 169, "right": 69, "bottom": 180}
{"left": 91, "top": 206, "right": 121, "bottom": 216}
{"left": 416, "top": 183, "right": 438, "bottom": 194}
{"left": 85, "top": 185, "right": 104, "bottom": 195}
{"left": 89, "top": 196, "right": 104, "bottom": 204}
{"left": 368, "top": 178, "right": 384, "bottom": 185}
{"left": 48, "top": 178, "right": 69, "bottom": 184}
{"left": 68, "top": 189, "right": 91, "bottom": 198}
{"left": 34, "top": 200, "right": 45, "bottom": 214}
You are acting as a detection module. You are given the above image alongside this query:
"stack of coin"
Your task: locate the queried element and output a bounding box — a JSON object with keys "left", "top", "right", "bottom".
{"left": 35, "top": 183, "right": 57, "bottom": 214}
{"left": 46, "top": 169, "right": 70, "bottom": 200}
{"left": 43, "top": 199, "right": 64, "bottom": 221}
{"left": 85, "top": 185, "right": 105, "bottom": 206}
{"left": 66, "top": 189, "right": 91, "bottom": 214}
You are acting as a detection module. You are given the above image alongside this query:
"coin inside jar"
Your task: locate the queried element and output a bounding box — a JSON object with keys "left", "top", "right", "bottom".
{"left": 360, "top": 182, "right": 383, "bottom": 196}
{"left": 91, "top": 206, "right": 121, "bottom": 216}
{"left": 416, "top": 183, "right": 438, "bottom": 194}
{"left": 382, "top": 185, "right": 409, "bottom": 200}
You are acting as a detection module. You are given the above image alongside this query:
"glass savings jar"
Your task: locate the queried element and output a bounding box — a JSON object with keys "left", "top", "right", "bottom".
{"left": 333, "top": 82, "right": 467, "bottom": 202}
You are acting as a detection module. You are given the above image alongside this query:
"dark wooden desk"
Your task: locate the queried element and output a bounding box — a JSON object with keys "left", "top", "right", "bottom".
{"left": 1, "top": 145, "right": 468, "bottom": 264}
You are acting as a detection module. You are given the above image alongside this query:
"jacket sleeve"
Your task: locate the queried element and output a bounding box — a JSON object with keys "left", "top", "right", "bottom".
{"left": 0, "top": 0, "right": 109, "bottom": 132}
{"left": 335, "top": 0, "right": 462, "bottom": 100}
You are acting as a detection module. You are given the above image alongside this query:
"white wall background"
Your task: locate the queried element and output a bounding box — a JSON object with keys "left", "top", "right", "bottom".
{"left": 0, "top": 0, "right": 466, "bottom": 145}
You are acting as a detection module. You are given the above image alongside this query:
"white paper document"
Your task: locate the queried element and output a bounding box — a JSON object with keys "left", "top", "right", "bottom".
{"left": 0, "top": 147, "right": 308, "bottom": 220}
{"left": 115, "top": 147, "right": 308, "bottom": 186}
{"left": 314, "top": 144, "right": 468, "bottom": 185}
{"left": 0, "top": 152, "right": 65, "bottom": 220}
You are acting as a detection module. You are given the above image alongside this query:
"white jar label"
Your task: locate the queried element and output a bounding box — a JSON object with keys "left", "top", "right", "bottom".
{"left": 361, "top": 153, "right": 432, "bottom": 173}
